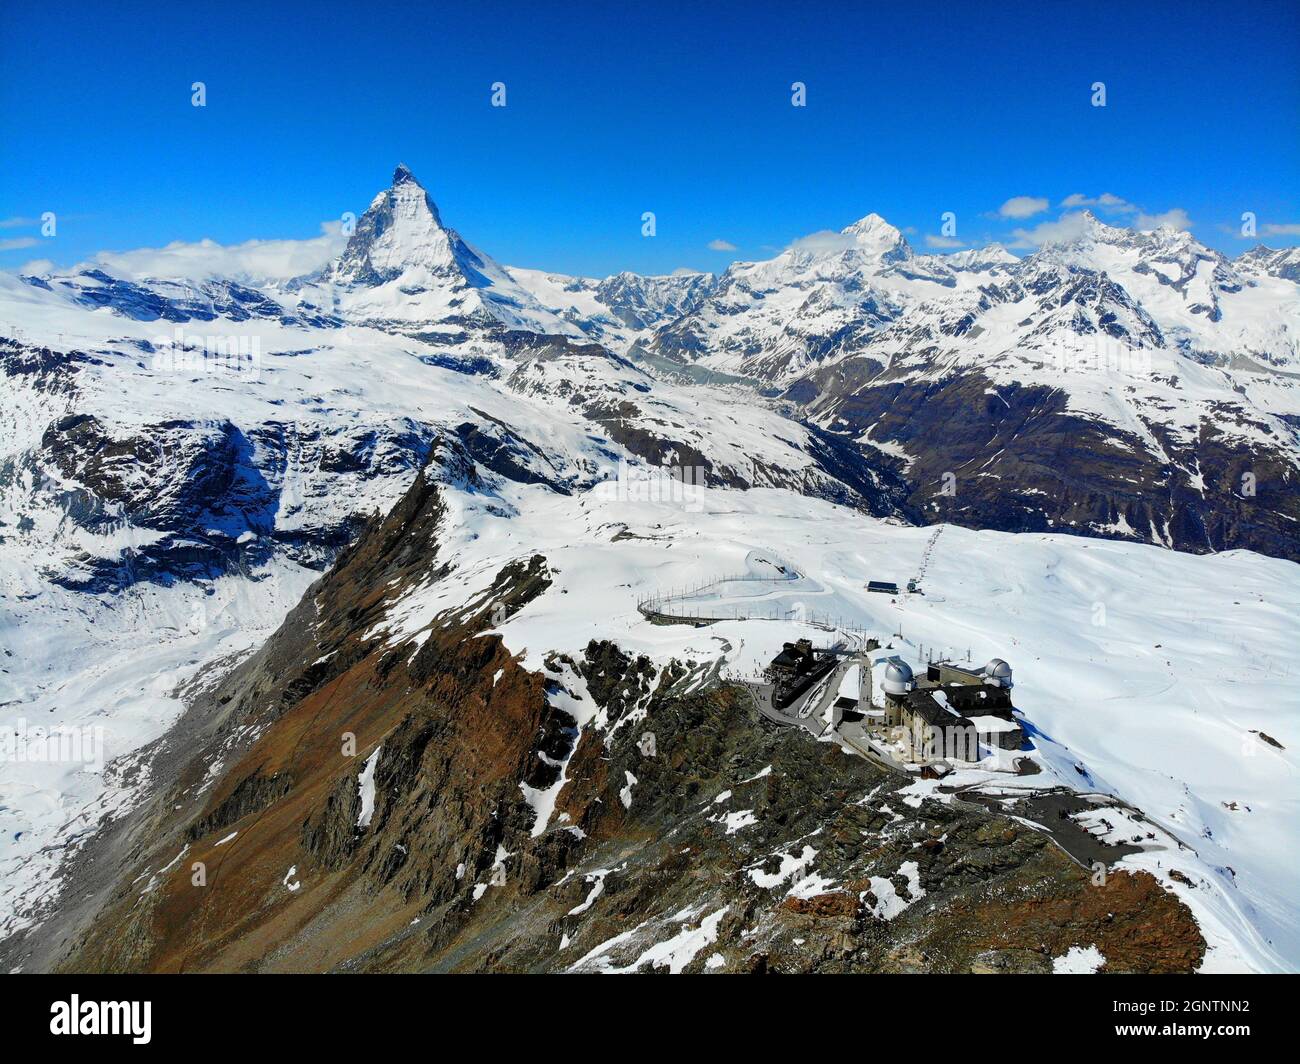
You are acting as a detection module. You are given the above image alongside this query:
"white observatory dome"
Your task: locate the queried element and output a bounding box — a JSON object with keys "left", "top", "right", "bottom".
{"left": 983, "top": 658, "right": 1013, "bottom": 688}
{"left": 882, "top": 660, "right": 915, "bottom": 696}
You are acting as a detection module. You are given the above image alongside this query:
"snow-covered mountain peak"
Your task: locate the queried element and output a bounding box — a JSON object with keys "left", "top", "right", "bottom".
{"left": 841, "top": 211, "right": 901, "bottom": 240}
{"left": 1038, "top": 211, "right": 1213, "bottom": 264}
{"left": 286, "top": 167, "right": 586, "bottom": 338}
{"left": 719, "top": 212, "right": 914, "bottom": 297}
{"left": 1060, "top": 209, "right": 1134, "bottom": 248}
{"left": 944, "top": 242, "right": 1019, "bottom": 270}
{"left": 838, "top": 212, "right": 912, "bottom": 262}
{"left": 322, "top": 164, "right": 463, "bottom": 287}
{"left": 1028, "top": 211, "right": 1234, "bottom": 298}
{"left": 385, "top": 163, "right": 446, "bottom": 226}
{"left": 391, "top": 161, "right": 419, "bottom": 186}
{"left": 1236, "top": 243, "right": 1300, "bottom": 281}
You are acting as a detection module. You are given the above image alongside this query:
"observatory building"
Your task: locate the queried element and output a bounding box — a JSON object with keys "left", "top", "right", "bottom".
{"left": 928, "top": 657, "right": 1014, "bottom": 690}
{"left": 879, "top": 656, "right": 1024, "bottom": 763}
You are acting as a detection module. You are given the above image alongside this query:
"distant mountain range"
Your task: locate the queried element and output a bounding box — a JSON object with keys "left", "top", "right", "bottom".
{"left": 7, "top": 165, "right": 1298, "bottom": 567}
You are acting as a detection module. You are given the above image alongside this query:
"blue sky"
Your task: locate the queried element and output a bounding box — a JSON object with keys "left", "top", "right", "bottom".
{"left": 2, "top": 0, "right": 1297, "bottom": 278}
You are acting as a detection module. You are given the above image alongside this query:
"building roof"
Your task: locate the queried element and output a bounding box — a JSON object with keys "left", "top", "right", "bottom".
{"left": 966, "top": 714, "right": 1021, "bottom": 733}
{"left": 837, "top": 664, "right": 861, "bottom": 701}
{"left": 902, "top": 688, "right": 973, "bottom": 729}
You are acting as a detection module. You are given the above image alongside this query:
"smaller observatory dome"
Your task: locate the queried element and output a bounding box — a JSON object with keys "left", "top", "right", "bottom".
{"left": 882, "top": 660, "right": 915, "bottom": 696}
{"left": 983, "top": 658, "right": 1013, "bottom": 688}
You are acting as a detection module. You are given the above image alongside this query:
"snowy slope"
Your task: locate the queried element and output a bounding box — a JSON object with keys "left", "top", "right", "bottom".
{"left": 0, "top": 557, "right": 317, "bottom": 941}
{"left": 505, "top": 267, "right": 715, "bottom": 353}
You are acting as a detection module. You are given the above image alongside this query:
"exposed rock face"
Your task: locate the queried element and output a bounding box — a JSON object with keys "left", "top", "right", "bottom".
{"left": 798, "top": 365, "right": 1300, "bottom": 559}
{"left": 17, "top": 459, "right": 1204, "bottom": 975}
{"left": 12, "top": 397, "right": 438, "bottom": 591}
{"left": 22, "top": 269, "right": 341, "bottom": 328}
{"left": 37, "top": 413, "right": 280, "bottom": 589}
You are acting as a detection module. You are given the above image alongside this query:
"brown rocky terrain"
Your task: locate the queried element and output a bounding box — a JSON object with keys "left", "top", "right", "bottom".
{"left": 2, "top": 444, "right": 1206, "bottom": 975}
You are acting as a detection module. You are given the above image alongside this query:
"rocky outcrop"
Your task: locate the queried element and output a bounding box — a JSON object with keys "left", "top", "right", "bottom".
{"left": 38, "top": 413, "right": 280, "bottom": 589}
{"left": 1, "top": 342, "right": 444, "bottom": 589}
{"left": 188, "top": 772, "right": 293, "bottom": 842}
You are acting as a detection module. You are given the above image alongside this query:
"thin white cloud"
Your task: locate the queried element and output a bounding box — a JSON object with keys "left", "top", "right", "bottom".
{"left": 707, "top": 238, "right": 737, "bottom": 252}
{"left": 1008, "top": 211, "right": 1095, "bottom": 249}
{"left": 924, "top": 234, "right": 965, "bottom": 248}
{"left": 0, "top": 216, "right": 39, "bottom": 230}
{"left": 1008, "top": 203, "right": 1193, "bottom": 249}
{"left": 83, "top": 221, "right": 348, "bottom": 283}
{"left": 1262, "top": 222, "right": 1300, "bottom": 237}
{"left": 1061, "top": 192, "right": 1137, "bottom": 213}
{"left": 1135, "top": 208, "right": 1192, "bottom": 231}
{"left": 18, "top": 257, "right": 55, "bottom": 274}
{"left": 0, "top": 237, "right": 39, "bottom": 252}
{"left": 997, "top": 196, "right": 1049, "bottom": 219}
{"left": 786, "top": 229, "right": 858, "bottom": 255}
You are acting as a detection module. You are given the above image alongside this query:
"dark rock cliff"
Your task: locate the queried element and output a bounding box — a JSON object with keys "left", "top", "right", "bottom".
{"left": 797, "top": 363, "right": 1300, "bottom": 561}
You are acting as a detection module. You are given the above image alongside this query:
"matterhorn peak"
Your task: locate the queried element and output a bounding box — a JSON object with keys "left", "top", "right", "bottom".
{"left": 383, "top": 162, "right": 444, "bottom": 227}
{"left": 303, "top": 165, "right": 586, "bottom": 338}
{"left": 322, "top": 164, "right": 455, "bottom": 286}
